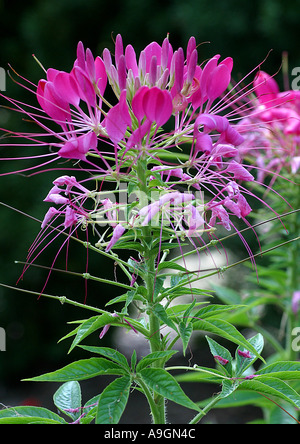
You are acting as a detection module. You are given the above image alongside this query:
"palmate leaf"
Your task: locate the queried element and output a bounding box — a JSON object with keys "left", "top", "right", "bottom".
{"left": 23, "top": 358, "right": 127, "bottom": 382}
{"left": 238, "top": 376, "right": 300, "bottom": 411}
{"left": 78, "top": 346, "right": 130, "bottom": 371}
{"left": 255, "top": 361, "right": 300, "bottom": 380}
{"left": 67, "top": 313, "right": 119, "bottom": 352}
{"left": 136, "top": 350, "right": 178, "bottom": 373}
{"left": 192, "top": 318, "right": 265, "bottom": 362}
{"left": 139, "top": 368, "right": 201, "bottom": 412}
{"left": 96, "top": 376, "right": 131, "bottom": 424}
{"left": 0, "top": 406, "right": 67, "bottom": 424}
{"left": 179, "top": 321, "right": 193, "bottom": 356}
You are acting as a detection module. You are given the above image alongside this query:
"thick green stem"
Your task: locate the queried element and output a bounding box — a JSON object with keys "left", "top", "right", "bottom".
{"left": 136, "top": 155, "right": 166, "bottom": 424}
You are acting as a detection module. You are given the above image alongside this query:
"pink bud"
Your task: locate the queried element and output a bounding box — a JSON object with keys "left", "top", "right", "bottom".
{"left": 64, "top": 206, "right": 78, "bottom": 229}
{"left": 99, "top": 313, "right": 119, "bottom": 339}
{"left": 214, "top": 355, "right": 229, "bottom": 366}
{"left": 238, "top": 350, "right": 252, "bottom": 359}
{"left": 115, "top": 34, "right": 124, "bottom": 68}
{"left": 105, "top": 223, "right": 126, "bottom": 252}
{"left": 41, "top": 207, "right": 60, "bottom": 229}
{"left": 125, "top": 44, "right": 138, "bottom": 77}
{"left": 117, "top": 55, "right": 127, "bottom": 91}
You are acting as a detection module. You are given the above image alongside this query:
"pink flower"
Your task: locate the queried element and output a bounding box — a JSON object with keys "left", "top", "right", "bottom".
{"left": 214, "top": 355, "right": 229, "bottom": 366}
{"left": 238, "top": 350, "right": 252, "bottom": 359}
{"left": 292, "top": 291, "right": 300, "bottom": 316}
{"left": 99, "top": 313, "right": 119, "bottom": 339}
{"left": 101, "top": 198, "right": 118, "bottom": 227}
{"left": 58, "top": 132, "right": 98, "bottom": 162}
{"left": 238, "top": 70, "right": 300, "bottom": 178}
{"left": 105, "top": 223, "right": 126, "bottom": 252}
{"left": 254, "top": 71, "right": 280, "bottom": 106}
{"left": 41, "top": 207, "right": 60, "bottom": 229}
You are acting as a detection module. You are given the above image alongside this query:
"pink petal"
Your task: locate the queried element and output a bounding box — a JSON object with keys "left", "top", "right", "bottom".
{"left": 143, "top": 41, "right": 162, "bottom": 72}
{"left": 132, "top": 86, "right": 149, "bottom": 122}
{"left": 41, "top": 207, "right": 60, "bottom": 229}
{"left": 45, "top": 82, "right": 71, "bottom": 123}
{"left": 254, "top": 71, "right": 280, "bottom": 105}
{"left": 207, "top": 63, "right": 231, "bottom": 102}
{"left": 72, "top": 66, "right": 96, "bottom": 107}
{"left": 105, "top": 92, "right": 131, "bottom": 144}
{"left": 58, "top": 132, "right": 97, "bottom": 161}
{"left": 64, "top": 206, "right": 78, "bottom": 229}
{"left": 115, "top": 34, "right": 124, "bottom": 68}
{"left": 105, "top": 223, "right": 126, "bottom": 251}
{"left": 200, "top": 55, "right": 220, "bottom": 97}
{"left": 125, "top": 44, "right": 138, "bottom": 77}
{"left": 117, "top": 55, "right": 127, "bottom": 91}
{"left": 94, "top": 56, "right": 107, "bottom": 96}
{"left": 226, "top": 160, "right": 254, "bottom": 182}
{"left": 142, "top": 87, "right": 173, "bottom": 127}
{"left": 53, "top": 71, "right": 80, "bottom": 107}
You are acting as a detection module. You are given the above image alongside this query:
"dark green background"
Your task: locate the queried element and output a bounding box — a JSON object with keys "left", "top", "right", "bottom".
{"left": 0, "top": 0, "right": 299, "bottom": 414}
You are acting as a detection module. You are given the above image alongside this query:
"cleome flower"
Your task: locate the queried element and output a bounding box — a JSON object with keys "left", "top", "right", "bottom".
{"left": 0, "top": 34, "right": 280, "bottom": 297}
{"left": 236, "top": 70, "right": 300, "bottom": 181}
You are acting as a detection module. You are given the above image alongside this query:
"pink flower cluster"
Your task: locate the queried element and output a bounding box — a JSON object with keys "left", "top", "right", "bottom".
{"left": 237, "top": 71, "right": 300, "bottom": 180}
{"left": 1, "top": 34, "right": 265, "bottom": 271}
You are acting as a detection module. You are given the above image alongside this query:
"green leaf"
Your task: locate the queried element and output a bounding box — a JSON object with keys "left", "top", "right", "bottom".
{"left": 53, "top": 381, "right": 82, "bottom": 421}
{"left": 79, "top": 346, "right": 130, "bottom": 372}
{"left": 179, "top": 322, "right": 193, "bottom": 356}
{"left": 131, "top": 350, "right": 137, "bottom": 371}
{"left": 23, "top": 358, "right": 127, "bottom": 382}
{"left": 210, "top": 284, "right": 242, "bottom": 305}
{"left": 153, "top": 303, "right": 178, "bottom": 332}
{"left": 157, "top": 261, "right": 189, "bottom": 273}
{"left": 206, "top": 336, "right": 233, "bottom": 377}
{"left": 68, "top": 313, "right": 118, "bottom": 352}
{"left": 0, "top": 406, "right": 67, "bottom": 424}
{"left": 139, "top": 368, "right": 201, "bottom": 412}
{"left": 255, "top": 361, "right": 300, "bottom": 380}
{"left": 95, "top": 376, "right": 131, "bottom": 424}
{"left": 194, "top": 304, "right": 244, "bottom": 320}
{"left": 220, "top": 379, "right": 240, "bottom": 399}
{"left": 136, "top": 350, "right": 177, "bottom": 373}
{"left": 192, "top": 318, "right": 264, "bottom": 362}
{"left": 235, "top": 333, "right": 264, "bottom": 378}
{"left": 239, "top": 376, "right": 300, "bottom": 410}
{"left": 165, "top": 302, "right": 207, "bottom": 318}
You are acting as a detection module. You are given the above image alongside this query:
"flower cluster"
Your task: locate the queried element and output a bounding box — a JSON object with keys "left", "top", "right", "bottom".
{"left": 0, "top": 34, "right": 269, "bottom": 290}
{"left": 237, "top": 70, "right": 300, "bottom": 182}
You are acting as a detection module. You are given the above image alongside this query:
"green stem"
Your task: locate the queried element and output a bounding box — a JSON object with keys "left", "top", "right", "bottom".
{"left": 136, "top": 377, "right": 162, "bottom": 424}
{"left": 189, "top": 394, "right": 223, "bottom": 424}
{"left": 136, "top": 155, "right": 166, "bottom": 424}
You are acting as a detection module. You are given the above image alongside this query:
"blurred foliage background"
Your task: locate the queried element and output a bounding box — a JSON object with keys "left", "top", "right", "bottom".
{"left": 0, "top": 0, "right": 300, "bottom": 409}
